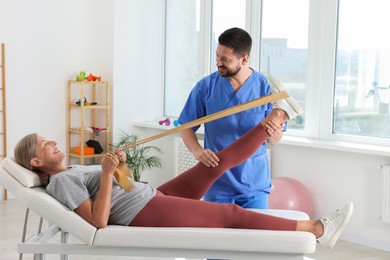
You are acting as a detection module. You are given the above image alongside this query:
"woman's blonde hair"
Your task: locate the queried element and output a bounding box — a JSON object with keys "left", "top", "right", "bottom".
{"left": 14, "top": 133, "right": 50, "bottom": 186}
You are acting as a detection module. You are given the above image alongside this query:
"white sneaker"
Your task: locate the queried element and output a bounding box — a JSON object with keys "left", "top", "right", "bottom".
{"left": 317, "top": 202, "right": 354, "bottom": 248}
{"left": 266, "top": 73, "right": 304, "bottom": 120}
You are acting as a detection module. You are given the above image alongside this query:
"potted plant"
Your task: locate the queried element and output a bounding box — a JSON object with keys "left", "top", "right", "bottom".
{"left": 366, "top": 82, "right": 390, "bottom": 114}
{"left": 112, "top": 131, "right": 163, "bottom": 182}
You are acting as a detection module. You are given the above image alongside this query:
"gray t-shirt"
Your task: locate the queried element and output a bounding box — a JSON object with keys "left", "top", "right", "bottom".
{"left": 46, "top": 165, "right": 156, "bottom": 226}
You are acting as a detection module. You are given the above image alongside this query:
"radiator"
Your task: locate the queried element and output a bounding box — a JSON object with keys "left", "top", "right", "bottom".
{"left": 173, "top": 137, "right": 203, "bottom": 176}
{"left": 173, "top": 137, "right": 272, "bottom": 176}
{"left": 380, "top": 164, "right": 390, "bottom": 224}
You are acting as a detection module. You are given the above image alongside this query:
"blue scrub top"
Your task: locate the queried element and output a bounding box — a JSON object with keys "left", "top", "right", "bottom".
{"left": 178, "top": 71, "right": 273, "bottom": 200}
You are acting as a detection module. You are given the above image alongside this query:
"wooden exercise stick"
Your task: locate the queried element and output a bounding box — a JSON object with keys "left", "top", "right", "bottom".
{"left": 111, "top": 90, "right": 288, "bottom": 191}
{"left": 125, "top": 91, "right": 289, "bottom": 149}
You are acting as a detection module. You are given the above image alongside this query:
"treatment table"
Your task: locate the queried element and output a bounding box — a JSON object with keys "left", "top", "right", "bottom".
{"left": 0, "top": 157, "right": 316, "bottom": 259}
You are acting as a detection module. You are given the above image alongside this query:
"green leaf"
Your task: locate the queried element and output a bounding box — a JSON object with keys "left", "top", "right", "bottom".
{"left": 110, "top": 130, "right": 163, "bottom": 182}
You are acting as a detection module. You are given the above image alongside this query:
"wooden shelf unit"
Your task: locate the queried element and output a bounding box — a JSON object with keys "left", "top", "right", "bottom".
{"left": 67, "top": 80, "right": 110, "bottom": 165}
{"left": 1, "top": 43, "right": 7, "bottom": 200}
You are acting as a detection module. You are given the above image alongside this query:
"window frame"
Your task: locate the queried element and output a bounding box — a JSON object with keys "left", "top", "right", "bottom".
{"left": 161, "top": 0, "right": 390, "bottom": 149}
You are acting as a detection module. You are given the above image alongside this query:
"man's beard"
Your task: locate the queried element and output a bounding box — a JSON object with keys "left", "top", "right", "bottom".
{"left": 218, "top": 64, "right": 241, "bottom": 77}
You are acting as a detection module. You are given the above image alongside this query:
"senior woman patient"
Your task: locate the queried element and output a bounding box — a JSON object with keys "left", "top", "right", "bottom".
{"left": 14, "top": 102, "right": 353, "bottom": 249}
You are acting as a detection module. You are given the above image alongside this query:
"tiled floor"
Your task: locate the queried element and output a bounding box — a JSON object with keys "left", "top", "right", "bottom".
{"left": 1, "top": 199, "right": 389, "bottom": 260}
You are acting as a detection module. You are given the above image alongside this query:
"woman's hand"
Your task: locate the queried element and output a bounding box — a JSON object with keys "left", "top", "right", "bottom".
{"left": 101, "top": 153, "right": 119, "bottom": 176}
{"left": 113, "top": 148, "right": 126, "bottom": 163}
{"left": 75, "top": 153, "right": 118, "bottom": 228}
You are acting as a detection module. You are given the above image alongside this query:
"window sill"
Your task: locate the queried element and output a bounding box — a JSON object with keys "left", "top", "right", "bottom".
{"left": 280, "top": 135, "right": 390, "bottom": 157}
{"left": 133, "top": 121, "right": 390, "bottom": 157}
{"left": 133, "top": 121, "right": 205, "bottom": 133}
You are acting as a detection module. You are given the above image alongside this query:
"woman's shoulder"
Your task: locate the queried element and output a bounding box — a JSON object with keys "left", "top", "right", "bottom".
{"left": 66, "top": 165, "right": 101, "bottom": 174}
{"left": 49, "top": 165, "right": 97, "bottom": 181}
{"left": 46, "top": 166, "right": 96, "bottom": 192}
{"left": 48, "top": 167, "right": 79, "bottom": 183}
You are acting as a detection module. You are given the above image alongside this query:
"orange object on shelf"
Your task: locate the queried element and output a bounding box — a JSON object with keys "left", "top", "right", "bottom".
{"left": 74, "top": 146, "right": 94, "bottom": 155}
{"left": 86, "top": 73, "right": 101, "bottom": 81}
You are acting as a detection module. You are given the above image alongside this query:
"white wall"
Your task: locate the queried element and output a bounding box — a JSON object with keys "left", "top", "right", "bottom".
{"left": 113, "top": 0, "right": 164, "bottom": 133}
{"left": 112, "top": 0, "right": 173, "bottom": 186}
{"left": 0, "top": 0, "right": 389, "bottom": 252}
{"left": 0, "top": 0, "right": 113, "bottom": 159}
{"left": 271, "top": 145, "right": 390, "bottom": 250}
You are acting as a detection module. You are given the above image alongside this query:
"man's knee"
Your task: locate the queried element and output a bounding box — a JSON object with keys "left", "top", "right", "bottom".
{"left": 236, "top": 193, "right": 269, "bottom": 209}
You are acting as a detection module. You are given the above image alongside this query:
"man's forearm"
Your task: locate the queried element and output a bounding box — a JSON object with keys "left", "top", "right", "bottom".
{"left": 181, "top": 129, "right": 202, "bottom": 154}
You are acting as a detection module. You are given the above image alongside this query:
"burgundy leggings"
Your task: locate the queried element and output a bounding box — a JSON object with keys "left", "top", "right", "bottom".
{"left": 130, "top": 123, "right": 297, "bottom": 231}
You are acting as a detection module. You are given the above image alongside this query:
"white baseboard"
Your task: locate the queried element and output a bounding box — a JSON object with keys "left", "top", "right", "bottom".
{"left": 340, "top": 232, "right": 390, "bottom": 252}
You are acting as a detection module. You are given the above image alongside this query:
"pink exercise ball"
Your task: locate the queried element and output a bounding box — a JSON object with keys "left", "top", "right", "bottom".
{"left": 268, "top": 177, "right": 314, "bottom": 218}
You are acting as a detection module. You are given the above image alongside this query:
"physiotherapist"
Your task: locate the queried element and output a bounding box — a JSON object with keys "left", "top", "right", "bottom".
{"left": 178, "top": 27, "right": 285, "bottom": 209}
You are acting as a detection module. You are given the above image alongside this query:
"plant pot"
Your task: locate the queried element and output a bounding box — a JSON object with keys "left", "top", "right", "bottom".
{"left": 378, "top": 102, "right": 389, "bottom": 114}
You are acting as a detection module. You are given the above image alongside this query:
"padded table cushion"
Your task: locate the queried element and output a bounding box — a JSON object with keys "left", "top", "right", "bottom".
{"left": 2, "top": 157, "right": 42, "bottom": 187}
{"left": 94, "top": 226, "right": 316, "bottom": 254}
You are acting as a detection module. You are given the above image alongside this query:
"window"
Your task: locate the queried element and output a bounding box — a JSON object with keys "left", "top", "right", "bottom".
{"left": 260, "top": 0, "right": 309, "bottom": 130}
{"left": 164, "top": 0, "right": 246, "bottom": 117}
{"left": 333, "top": 0, "right": 390, "bottom": 139}
{"left": 163, "top": 0, "right": 390, "bottom": 147}
{"left": 210, "top": 0, "right": 246, "bottom": 73}
{"left": 164, "top": 0, "right": 309, "bottom": 130}
{"left": 164, "top": 0, "right": 201, "bottom": 117}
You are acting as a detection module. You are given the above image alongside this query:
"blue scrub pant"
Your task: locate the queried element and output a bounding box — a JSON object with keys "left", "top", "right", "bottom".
{"left": 205, "top": 191, "right": 269, "bottom": 209}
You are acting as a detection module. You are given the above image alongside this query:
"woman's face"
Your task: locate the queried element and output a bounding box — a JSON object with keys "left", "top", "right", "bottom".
{"left": 33, "top": 135, "right": 65, "bottom": 166}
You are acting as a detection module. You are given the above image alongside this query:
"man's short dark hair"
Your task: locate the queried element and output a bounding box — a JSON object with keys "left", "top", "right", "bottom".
{"left": 218, "top": 27, "right": 252, "bottom": 57}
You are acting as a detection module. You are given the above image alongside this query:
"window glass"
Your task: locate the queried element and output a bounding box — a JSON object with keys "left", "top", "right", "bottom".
{"left": 333, "top": 0, "right": 390, "bottom": 138}
{"left": 164, "top": 0, "right": 201, "bottom": 117}
{"left": 211, "top": 0, "right": 246, "bottom": 73}
{"left": 260, "top": 0, "right": 309, "bottom": 130}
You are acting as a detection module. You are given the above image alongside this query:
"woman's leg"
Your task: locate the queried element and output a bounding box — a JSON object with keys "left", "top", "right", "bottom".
{"left": 132, "top": 191, "right": 354, "bottom": 248}
{"left": 157, "top": 123, "right": 268, "bottom": 199}
{"left": 157, "top": 109, "right": 287, "bottom": 199}
{"left": 131, "top": 191, "right": 297, "bottom": 231}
